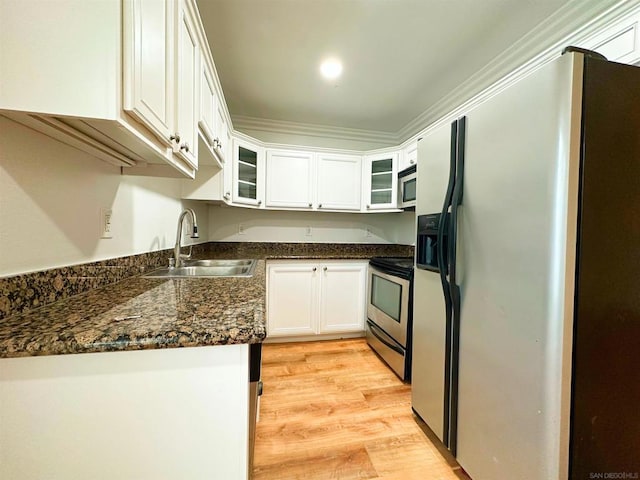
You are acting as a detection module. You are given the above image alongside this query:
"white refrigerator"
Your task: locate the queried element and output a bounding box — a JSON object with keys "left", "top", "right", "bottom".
{"left": 412, "top": 49, "right": 640, "bottom": 479}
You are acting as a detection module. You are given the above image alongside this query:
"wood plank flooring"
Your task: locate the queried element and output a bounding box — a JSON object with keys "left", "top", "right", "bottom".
{"left": 253, "top": 338, "right": 471, "bottom": 480}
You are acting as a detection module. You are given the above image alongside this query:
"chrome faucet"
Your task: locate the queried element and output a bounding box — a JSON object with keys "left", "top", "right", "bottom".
{"left": 174, "top": 208, "right": 199, "bottom": 268}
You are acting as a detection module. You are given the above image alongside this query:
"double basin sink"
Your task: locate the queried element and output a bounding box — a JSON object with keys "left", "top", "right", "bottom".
{"left": 144, "top": 259, "right": 257, "bottom": 278}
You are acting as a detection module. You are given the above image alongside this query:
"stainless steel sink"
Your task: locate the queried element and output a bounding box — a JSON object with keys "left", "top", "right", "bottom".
{"left": 143, "top": 259, "right": 257, "bottom": 278}
{"left": 182, "top": 259, "right": 255, "bottom": 267}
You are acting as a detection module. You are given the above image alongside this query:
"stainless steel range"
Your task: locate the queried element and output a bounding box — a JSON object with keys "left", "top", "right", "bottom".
{"left": 366, "top": 257, "right": 414, "bottom": 381}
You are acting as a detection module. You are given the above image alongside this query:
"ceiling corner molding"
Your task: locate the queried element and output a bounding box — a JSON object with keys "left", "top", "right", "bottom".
{"left": 396, "top": 0, "right": 637, "bottom": 143}
{"left": 232, "top": 115, "right": 399, "bottom": 146}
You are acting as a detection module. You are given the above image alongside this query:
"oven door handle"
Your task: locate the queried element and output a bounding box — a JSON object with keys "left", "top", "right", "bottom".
{"left": 367, "top": 320, "right": 404, "bottom": 355}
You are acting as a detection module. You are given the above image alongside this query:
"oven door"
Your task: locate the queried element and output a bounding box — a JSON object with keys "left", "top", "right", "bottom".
{"left": 367, "top": 266, "right": 410, "bottom": 347}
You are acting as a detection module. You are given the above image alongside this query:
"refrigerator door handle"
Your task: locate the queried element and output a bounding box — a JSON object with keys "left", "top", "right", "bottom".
{"left": 446, "top": 115, "right": 466, "bottom": 455}
{"left": 449, "top": 116, "right": 466, "bottom": 284}
{"left": 437, "top": 120, "right": 458, "bottom": 446}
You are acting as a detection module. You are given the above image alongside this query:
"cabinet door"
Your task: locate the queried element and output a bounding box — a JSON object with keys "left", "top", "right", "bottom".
{"left": 265, "top": 150, "right": 314, "bottom": 209}
{"left": 319, "top": 262, "right": 367, "bottom": 333}
{"left": 174, "top": 1, "right": 199, "bottom": 168}
{"left": 399, "top": 142, "right": 417, "bottom": 172}
{"left": 232, "top": 138, "right": 264, "bottom": 206}
{"left": 123, "top": 0, "right": 174, "bottom": 145}
{"left": 586, "top": 11, "right": 640, "bottom": 65}
{"left": 215, "top": 99, "right": 230, "bottom": 164}
{"left": 316, "top": 154, "right": 362, "bottom": 211}
{"left": 199, "top": 62, "right": 216, "bottom": 152}
{"left": 364, "top": 152, "right": 398, "bottom": 210}
{"left": 222, "top": 147, "right": 233, "bottom": 203}
{"left": 267, "top": 263, "right": 319, "bottom": 337}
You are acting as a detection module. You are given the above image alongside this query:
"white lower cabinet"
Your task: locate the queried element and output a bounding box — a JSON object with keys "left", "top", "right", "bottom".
{"left": 267, "top": 260, "right": 368, "bottom": 338}
{"left": 319, "top": 263, "right": 368, "bottom": 333}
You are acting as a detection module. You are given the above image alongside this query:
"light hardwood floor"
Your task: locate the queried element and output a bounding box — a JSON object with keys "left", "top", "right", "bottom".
{"left": 253, "top": 338, "right": 471, "bottom": 480}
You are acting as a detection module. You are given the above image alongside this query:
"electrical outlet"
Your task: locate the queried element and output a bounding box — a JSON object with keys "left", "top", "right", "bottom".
{"left": 238, "top": 224, "right": 245, "bottom": 235}
{"left": 100, "top": 208, "right": 113, "bottom": 239}
{"left": 305, "top": 226, "right": 312, "bottom": 236}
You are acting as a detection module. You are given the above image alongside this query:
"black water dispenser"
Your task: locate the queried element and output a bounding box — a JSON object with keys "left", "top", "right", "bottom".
{"left": 416, "top": 213, "right": 448, "bottom": 273}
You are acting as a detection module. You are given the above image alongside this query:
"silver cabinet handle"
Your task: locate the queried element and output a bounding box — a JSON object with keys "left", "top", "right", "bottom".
{"left": 170, "top": 133, "right": 181, "bottom": 143}
{"left": 180, "top": 142, "right": 190, "bottom": 152}
{"left": 312, "top": 267, "right": 317, "bottom": 272}
{"left": 257, "top": 200, "right": 262, "bottom": 205}
{"left": 223, "top": 192, "right": 231, "bottom": 200}
{"left": 366, "top": 204, "right": 370, "bottom": 209}
{"left": 308, "top": 203, "right": 312, "bottom": 207}
{"left": 410, "top": 159, "right": 415, "bottom": 164}
{"left": 318, "top": 204, "right": 322, "bottom": 208}
{"left": 323, "top": 266, "right": 327, "bottom": 271}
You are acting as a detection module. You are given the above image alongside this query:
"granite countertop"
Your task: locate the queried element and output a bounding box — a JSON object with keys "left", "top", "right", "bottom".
{"left": 0, "top": 243, "right": 414, "bottom": 359}
{"left": 0, "top": 261, "right": 267, "bottom": 358}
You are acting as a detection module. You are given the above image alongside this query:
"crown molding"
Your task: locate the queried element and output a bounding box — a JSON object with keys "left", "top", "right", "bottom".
{"left": 232, "top": 115, "right": 399, "bottom": 146}
{"left": 396, "top": 0, "right": 639, "bottom": 143}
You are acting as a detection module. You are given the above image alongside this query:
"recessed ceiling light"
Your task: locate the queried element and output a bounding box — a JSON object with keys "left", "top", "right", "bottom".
{"left": 320, "top": 58, "right": 343, "bottom": 80}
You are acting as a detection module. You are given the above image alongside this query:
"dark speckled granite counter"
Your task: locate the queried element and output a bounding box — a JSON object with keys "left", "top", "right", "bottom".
{"left": 0, "top": 262, "right": 267, "bottom": 358}
{"left": 0, "top": 242, "right": 413, "bottom": 359}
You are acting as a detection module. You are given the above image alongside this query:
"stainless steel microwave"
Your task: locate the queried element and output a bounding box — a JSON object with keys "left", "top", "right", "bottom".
{"left": 398, "top": 165, "right": 416, "bottom": 210}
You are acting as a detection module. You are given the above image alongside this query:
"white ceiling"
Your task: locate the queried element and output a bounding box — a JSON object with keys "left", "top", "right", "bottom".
{"left": 196, "top": 0, "right": 587, "bottom": 137}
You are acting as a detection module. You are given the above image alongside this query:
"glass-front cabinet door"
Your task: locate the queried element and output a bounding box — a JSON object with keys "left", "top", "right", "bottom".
{"left": 232, "top": 138, "right": 264, "bottom": 206}
{"left": 364, "top": 152, "right": 398, "bottom": 210}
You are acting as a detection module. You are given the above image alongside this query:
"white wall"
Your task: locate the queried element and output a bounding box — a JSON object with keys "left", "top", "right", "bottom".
{"left": 209, "top": 205, "right": 415, "bottom": 245}
{"left": 0, "top": 117, "right": 209, "bottom": 277}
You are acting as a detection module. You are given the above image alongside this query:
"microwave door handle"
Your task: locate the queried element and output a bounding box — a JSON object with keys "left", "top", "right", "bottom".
{"left": 367, "top": 321, "right": 404, "bottom": 355}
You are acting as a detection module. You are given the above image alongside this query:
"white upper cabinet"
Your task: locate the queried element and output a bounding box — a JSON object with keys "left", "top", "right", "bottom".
{"left": 199, "top": 64, "right": 216, "bottom": 149}
{"left": 197, "top": 59, "right": 223, "bottom": 167}
{"left": 198, "top": 57, "right": 229, "bottom": 168}
{"left": 0, "top": 0, "right": 120, "bottom": 119}
{"left": 123, "top": 0, "right": 174, "bottom": 146}
{"left": 584, "top": 10, "right": 640, "bottom": 65}
{"left": 363, "top": 152, "right": 399, "bottom": 211}
{"left": 0, "top": 0, "right": 212, "bottom": 178}
{"left": 215, "top": 101, "right": 231, "bottom": 164}
{"left": 399, "top": 142, "right": 417, "bottom": 172}
{"left": 233, "top": 138, "right": 265, "bottom": 206}
{"left": 265, "top": 150, "right": 314, "bottom": 209}
{"left": 174, "top": 0, "right": 199, "bottom": 169}
{"left": 316, "top": 154, "right": 362, "bottom": 211}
